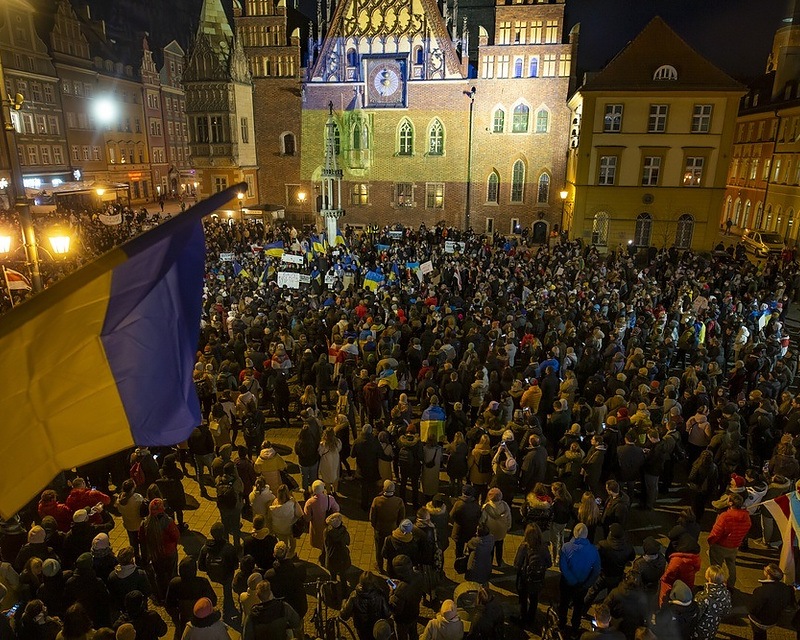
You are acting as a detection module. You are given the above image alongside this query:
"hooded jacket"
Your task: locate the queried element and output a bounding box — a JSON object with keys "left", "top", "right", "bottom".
{"left": 108, "top": 563, "right": 152, "bottom": 614}
{"left": 113, "top": 591, "right": 168, "bottom": 640}
{"left": 323, "top": 523, "right": 351, "bottom": 574}
{"left": 449, "top": 495, "right": 481, "bottom": 542}
{"left": 382, "top": 529, "right": 418, "bottom": 576}
{"left": 692, "top": 582, "right": 731, "bottom": 640}
{"left": 658, "top": 552, "right": 701, "bottom": 605}
{"left": 341, "top": 583, "right": 390, "bottom": 636}
{"left": 64, "top": 553, "right": 111, "bottom": 627}
{"left": 242, "top": 598, "right": 300, "bottom": 640}
{"left": 254, "top": 448, "right": 286, "bottom": 490}
{"left": 481, "top": 500, "right": 512, "bottom": 541}
{"left": 182, "top": 611, "right": 231, "bottom": 640}
{"left": 264, "top": 558, "right": 308, "bottom": 618}
{"left": 165, "top": 559, "right": 217, "bottom": 628}
{"left": 465, "top": 533, "right": 495, "bottom": 584}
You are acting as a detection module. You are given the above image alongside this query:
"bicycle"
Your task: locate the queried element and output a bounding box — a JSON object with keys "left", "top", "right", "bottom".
{"left": 305, "top": 577, "right": 357, "bottom": 640}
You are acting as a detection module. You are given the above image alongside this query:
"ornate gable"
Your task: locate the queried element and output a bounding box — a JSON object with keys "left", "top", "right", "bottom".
{"left": 310, "top": 0, "right": 464, "bottom": 81}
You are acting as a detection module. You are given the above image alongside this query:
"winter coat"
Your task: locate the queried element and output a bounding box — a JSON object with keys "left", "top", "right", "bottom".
{"left": 559, "top": 537, "right": 601, "bottom": 588}
{"left": 370, "top": 494, "right": 406, "bottom": 537}
{"left": 707, "top": 507, "right": 751, "bottom": 548}
{"left": 653, "top": 601, "right": 700, "bottom": 640}
{"left": 597, "top": 537, "right": 635, "bottom": 584}
{"left": 352, "top": 432, "right": 381, "bottom": 481}
{"left": 602, "top": 493, "right": 630, "bottom": 528}
{"left": 323, "top": 524, "right": 351, "bottom": 574}
{"left": 465, "top": 533, "right": 495, "bottom": 583}
{"left": 749, "top": 579, "right": 795, "bottom": 626}
{"left": 254, "top": 449, "right": 286, "bottom": 492}
{"left": 116, "top": 494, "right": 146, "bottom": 533}
{"left": 421, "top": 444, "right": 443, "bottom": 496}
{"left": 318, "top": 439, "right": 342, "bottom": 484}
{"left": 421, "top": 613, "right": 464, "bottom": 640}
{"left": 426, "top": 501, "right": 450, "bottom": 552}
{"left": 691, "top": 582, "right": 731, "bottom": 640}
{"left": 481, "top": 501, "right": 512, "bottom": 541}
{"left": 450, "top": 496, "right": 481, "bottom": 542}
{"left": 264, "top": 558, "right": 308, "bottom": 618}
{"left": 616, "top": 444, "right": 645, "bottom": 482}
{"left": 304, "top": 493, "right": 340, "bottom": 550}
{"left": 108, "top": 564, "right": 152, "bottom": 613}
{"left": 467, "top": 448, "right": 493, "bottom": 485}
{"left": 521, "top": 493, "right": 552, "bottom": 531}
{"left": 446, "top": 440, "right": 469, "bottom": 479}
{"left": 604, "top": 581, "right": 648, "bottom": 639}
{"left": 269, "top": 499, "right": 301, "bottom": 538}
{"left": 341, "top": 584, "right": 390, "bottom": 640}
{"left": 382, "top": 530, "right": 419, "bottom": 576}
{"left": 181, "top": 612, "right": 231, "bottom": 640}
{"left": 659, "top": 552, "right": 701, "bottom": 605}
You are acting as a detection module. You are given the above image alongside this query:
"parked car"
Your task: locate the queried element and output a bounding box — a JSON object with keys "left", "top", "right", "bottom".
{"left": 741, "top": 229, "right": 784, "bottom": 257}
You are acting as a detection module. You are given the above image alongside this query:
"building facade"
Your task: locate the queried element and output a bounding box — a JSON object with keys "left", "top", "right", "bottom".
{"left": 184, "top": 0, "right": 259, "bottom": 207}
{"left": 566, "top": 17, "right": 744, "bottom": 252}
{"left": 2, "top": 0, "right": 71, "bottom": 189}
{"left": 160, "top": 41, "right": 193, "bottom": 196}
{"left": 722, "top": 6, "right": 800, "bottom": 244}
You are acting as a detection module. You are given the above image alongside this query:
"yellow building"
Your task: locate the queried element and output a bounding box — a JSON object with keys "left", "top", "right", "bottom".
{"left": 566, "top": 17, "right": 744, "bottom": 251}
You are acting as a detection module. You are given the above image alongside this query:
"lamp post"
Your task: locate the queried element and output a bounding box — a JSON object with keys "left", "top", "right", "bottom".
{"left": 0, "top": 58, "right": 42, "bottom": 292}
{"left": 237, "top": 191, "right": 244, "bottom": 219}
{"left": 559, "top": 188, "right": 572, "bottom": 237}
{"left": 465, "top": 86, "right": 476, "bottom": 232}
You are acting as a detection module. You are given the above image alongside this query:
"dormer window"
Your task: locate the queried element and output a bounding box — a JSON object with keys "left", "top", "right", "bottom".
{"left": 653, "top": 65, "right": 678, "bottom": 81}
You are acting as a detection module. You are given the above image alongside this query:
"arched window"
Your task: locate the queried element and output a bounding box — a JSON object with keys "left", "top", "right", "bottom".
{"left": 492, "top": 108, "right": 505, "bottom": 133}
{"left": 634, "top": 212, "right": 653, "bottom": 246}
{"left": 766, "top": 204, "right": 774, "bottom": 229}
{"left": 743, "top": 200, "right": 752, "bottom": 227}
{"left": 777, "top": 206, "right": 783, "bottom": 231}
{"left": 428, "top": 119, "right": 444, "bottom": 155}
{"left": 511, "top": 160, "right": 525, "bottom": 202}
{"left": 733, "top": 198, "right": 742, "bottom": 226}
{"left": 332, "top": 123, "right": 341, "bottom": 155}
{"left": 537, "top": 173, "right": 550, "bottom": 203}
{"left": 398, "top": 119, "right": 413, "bottom": 155}
{"left": 653, "top": 65, "right": 678, "bottom": 81}
{"left": 513, "top": 58, "right": 523, "bottom": 78}
{"left": 535, "top": 108, "right": 549, "bottom": 133}
{"left": 414, "top": 46, "right": 423, "bottom": 65}
{"left": 487, "top": 171, "right": 499, "bottom": 203}
{"left": 675, "top": 214, "right": 694, "bottom": 249}
{"left": 529, "top": 57, "right": 538, "bottom": 77}
{"left": 352, "top": 121, "right": 368, "bottom": 150}
{"left": 592, "top": 211, "right": 609, "bottom": 246}
{"left": 512, "top": 104, "right": 529, "bottom": 133}
{"left": 346, "top": 48, "right": 358, "bottom": 67}
{"left": 724, "top": 196, "right": 732, "bottom": 223}
{"left": 755, "top": 202, "right": 764, "bottom": 229}
{"left": 282, "top": 132, "right": 295, "bottom": 156}
{"left": 787, "top": 209, "right": 795, "bottom": 240}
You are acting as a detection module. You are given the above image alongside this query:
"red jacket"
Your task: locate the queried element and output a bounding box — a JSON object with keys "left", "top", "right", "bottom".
{"left": 707, "top": 507, "right": 751, "bottom": 548}
{"left": 139, "top": 515, "right": 180, "bottom": 558}
{"left": 66, "top": 487, "right": 111, "bottom": 525}
{"left": 659, "top": 552, "right": 701, "bottom": 605}
{"left": 38, "top": 500, "right": 73, "bottom": 532}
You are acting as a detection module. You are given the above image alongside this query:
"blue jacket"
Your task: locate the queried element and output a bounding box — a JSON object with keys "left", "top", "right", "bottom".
{"left": 559, "top": 537, "right": 601, "bottom": 587}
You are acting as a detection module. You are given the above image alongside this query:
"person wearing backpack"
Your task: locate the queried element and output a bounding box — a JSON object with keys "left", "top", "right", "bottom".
{"left": 198, "top": 523, "right": 239, "bottom": 623}
{"left": 215, "top": 463, "right": 243, "bottom": 550}
{"left": 514, "top": 524, "right": 551, "bottom": 631}
{"left": 467, "top": 435, "right": 493, "bottom": 504}
{"left": 242, "top": 580, "right": 302, "bottom": 640}
{"left": 188, "top": 423, "right": 215, "bottom": 499}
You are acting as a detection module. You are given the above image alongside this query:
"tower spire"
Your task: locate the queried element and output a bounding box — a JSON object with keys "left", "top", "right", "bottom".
{"left": 320, "top": 102, "right": 345, "bottom": 242}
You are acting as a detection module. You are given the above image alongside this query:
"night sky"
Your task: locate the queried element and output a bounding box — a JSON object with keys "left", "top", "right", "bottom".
{"left": 75, "top": 0, "right": 791, "bottom": 81}
{"left": 564, "top": 0, "right": 791, "bottom": 80}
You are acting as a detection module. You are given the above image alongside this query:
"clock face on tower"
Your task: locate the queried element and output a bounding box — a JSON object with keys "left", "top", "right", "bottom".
{"left": 365, "top": 57, "right": 407, "bottom": 108}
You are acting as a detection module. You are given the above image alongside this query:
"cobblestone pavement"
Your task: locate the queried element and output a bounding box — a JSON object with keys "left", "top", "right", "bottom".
{"left": 106, "top": 411, "right": 797, "bottom": 640}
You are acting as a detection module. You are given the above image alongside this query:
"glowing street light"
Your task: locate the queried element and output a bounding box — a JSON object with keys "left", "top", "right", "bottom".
{"left": 47, "top": 227, "right": 71, "bottom": 255}
{"left": 96, "top": 187, "right": 106, "bottom": 197}
{"left": 297, "top": 191, "right": 307, "bottom": 205}
{"left": 0, "top": 229, "right": 11, "bottom": 255}
{"left": 93, "top": 97, "right": 117, "bottom": 125}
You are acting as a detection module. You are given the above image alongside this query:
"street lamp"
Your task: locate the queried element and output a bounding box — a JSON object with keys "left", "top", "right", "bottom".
{"left": 465, "top": 86, "right": 476, "bottom": 231}
{"left": 559, "top": 188, "right": 571, "bottom": 236}
{"left": 0, "top": 229, "right": 11, "bottom": 255}
{"left": 297, "top": 191, "right": 307, "bottom": 206}
{"left": 237, "top": 191, "right": 244, "bottom": 218}
{"left": 47, "top": 227, "right": 70, "bottom": 255}
{"left": 96, "top": 187, "right": 106, "bottom": 197}
{"left": 93, "top": 97, "right": 117, "bottom": 126}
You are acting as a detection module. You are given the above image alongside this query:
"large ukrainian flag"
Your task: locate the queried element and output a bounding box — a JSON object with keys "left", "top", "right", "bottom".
{"left": 0, "top": 183, "right": 246, "bottom": 517}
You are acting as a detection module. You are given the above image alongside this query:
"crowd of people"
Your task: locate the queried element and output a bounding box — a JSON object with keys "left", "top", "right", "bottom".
{"left": 2, "top": 210, "right": 800, "bottom": 640}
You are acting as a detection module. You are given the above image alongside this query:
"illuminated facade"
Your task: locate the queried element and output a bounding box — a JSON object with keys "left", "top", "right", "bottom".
{"left": 566, "top": 17, "right": 744, "bottom": 251}
{"left": 184, "top": 0, "right": 259, "bottom": 206}
{"left": 722, "top": 6, "right": 800, "bottom": 244}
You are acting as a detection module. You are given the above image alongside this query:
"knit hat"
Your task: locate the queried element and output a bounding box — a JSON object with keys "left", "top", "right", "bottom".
{"left": 312, "top": 480, "right": 326, "bottom": 495}
{"left": 487, "top": 488, "right": 502, "bottom": 502}
{"left": 92, "top": 533, "right": 110, "bottom": 551}
{"left": 247, "top": 573, "right": 263, "bottom": 590}
{"left": 116, "top": 624, "right": 136, "bottom": 640}
{"left": 28, "top": 525, "right": 45, "bottom": 544}
{"left": 441, "top": 599, "right": 458, "bottom": 621}
{"left": 383, "top": 480, "right": 396, "bottom": 495}
{"left": 573, "top": 523, "right": 589, "bottom": 539}
{"left": 615, "top": 388, "right": 625, "bottom": 396}
{"left": 149, "top": 498, "right": 165, "bottom": 515}
{"left": 731, "top": 474, "right": 746, "bottom": 489}
{"left": 72, "top": 509, "right": 88, "bottom": 523}
{"left": 723, "top": 402, "right": 738, "bottom": 415}
{"left": 670, "top": 580, "right": 693, "bottom": 605}
{"left": 193, "top": 597, "right": 214, "bottom": 619}
{"left": 399, "top": 519, "right": 413, "bottom": 534}
{"left": 642, "top": 537, "right": 661, "bottom": 555}
{"left": 373, "top": 619, "right": 395, "bottom": 640}
{"left": 42, "top": 558, "right": 60, "bottom": 577}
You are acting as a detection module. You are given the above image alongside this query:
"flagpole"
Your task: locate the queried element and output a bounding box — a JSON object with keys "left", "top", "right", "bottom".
{"left": 2, "top": 265, "right": 15, "bottom": 309}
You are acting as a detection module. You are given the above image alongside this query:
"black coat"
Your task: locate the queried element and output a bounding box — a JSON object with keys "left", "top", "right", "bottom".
{"left": 616, "top": 444, "right": 645, "bottom": 482}
{"left": 352, "top": 433, "right": 381, "bottom": 481}
{"left": 265, "top": 558, "right": 308, "bottom": 618}
{"left": 341, "top": 585, "right": 390, "bottom": 639}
